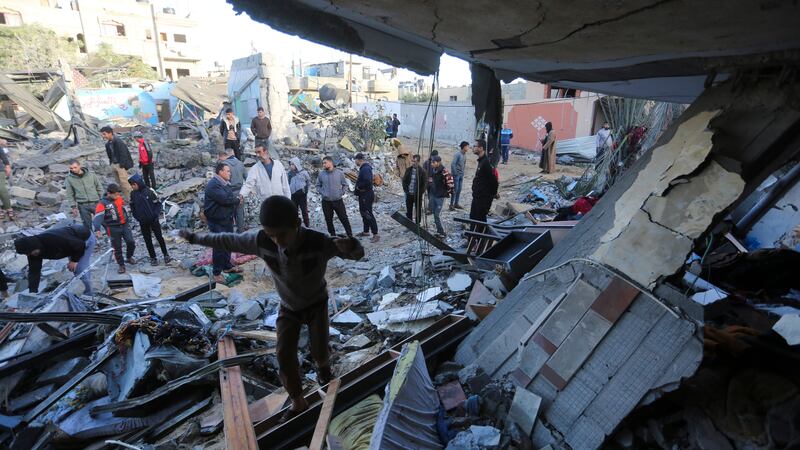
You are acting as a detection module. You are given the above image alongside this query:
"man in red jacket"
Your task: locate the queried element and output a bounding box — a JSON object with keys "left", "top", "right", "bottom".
{"left": 133, "top": 131, "right": 157, "bottom": 188}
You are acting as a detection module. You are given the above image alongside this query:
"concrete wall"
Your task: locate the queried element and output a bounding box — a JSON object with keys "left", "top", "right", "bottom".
{"left": 229, "top": 53, "right": 291, "bottom": 139}
{"left": 400, "top": 101, "right": 476, "bottom": 145}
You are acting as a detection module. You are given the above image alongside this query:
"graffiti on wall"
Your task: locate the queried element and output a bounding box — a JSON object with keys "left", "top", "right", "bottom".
{"left": 506, "top": 102, "right": 579, "bottom": 151}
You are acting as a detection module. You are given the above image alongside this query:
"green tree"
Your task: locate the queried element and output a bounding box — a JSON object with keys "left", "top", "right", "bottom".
{"left": 331, "top": 106, "right": 387, "bottom": 152}
{"left": 0, "top": 24, "right": 78, "bottom": 70}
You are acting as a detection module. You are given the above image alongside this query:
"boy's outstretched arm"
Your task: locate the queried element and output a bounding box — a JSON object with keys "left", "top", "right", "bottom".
{"left": 179, "top": 229, "right": 260, "bottom": 255}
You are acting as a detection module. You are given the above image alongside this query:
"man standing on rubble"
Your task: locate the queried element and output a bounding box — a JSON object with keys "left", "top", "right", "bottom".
{"left": 500, "top": 124, "right": 514, "bottom": 165}
{"left": 100, "top": 126, "right": 134, "bottom": 201}
{"left": 218, "top": 150, "right": 246, "bottom": 232}
{"left": 429, "top": 155, "right": 448, "bottom": 237}
{"left": 0, "top": 138, "right": 14, "bottom": 221}
{"left": 402, "top": 154, "right": 426, "bottom": 223}
{"left": 354, "top": 153, "right": 379, "bottom": 242}
{"left": 449, "top": 141, "right": 469, "bottom": 211}
{"left": 66, "top": 160, "right": 104, "bottom": 230}
{"left": 240, "top": 144, "right": 290, "bottom": 204}
{"left": 203, "top": 163, "right": 241, "bottom": 283}
{"left": 288, "top": 157, "right": 311, "bottom": 227}
{"left": 178, "top": 195, "right": 365, "bottom": 421}
{"left": 317, "top": 156, "right": 353, "bottom": 237}
{"left": 423, "top": 149, "right": 439, "bottom": 214}
{"left": 14, "top": 223, "right": 95, "bottom": 295}
{"left": 391, "top": 113, "right": 401, "bottom": 138}
{"left": 220, "top": 108, "right": 242, "bottom": 160}
{"left": 133, "top": 131, "right": 157, "bottom": 188}
{"left": 250, "top": 107, "right": 272, "bottom": 150}
{"left": 470, "top": 139, "right": 499, "bottom": 222}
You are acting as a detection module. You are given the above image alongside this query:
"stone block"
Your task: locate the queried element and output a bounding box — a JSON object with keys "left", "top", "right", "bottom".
{"left": 377, "top": 266, "right": 396, "bottom": 288}
{"left": 9, "top": 186, "right": 36, "bottom": 200}
{"left": 233, "top": 300, "right": 263, "bottom": 320}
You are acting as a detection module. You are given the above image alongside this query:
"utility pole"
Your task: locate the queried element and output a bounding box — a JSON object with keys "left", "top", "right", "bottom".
{"left": 150, "top": 3, "right": 165, "bottom": 79}
{"left": 348, "top": 53, "right": 353, "bottom": 107}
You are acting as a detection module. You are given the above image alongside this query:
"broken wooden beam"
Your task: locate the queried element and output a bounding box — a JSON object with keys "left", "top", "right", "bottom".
{"left": 218, "top": 336, "right": 258, "bottom": 450}
{"left": 390, "top": 211, "right": 455, "bottom": 252}
{"left": 309, "top": 378, "right": 341, "bottom": 450}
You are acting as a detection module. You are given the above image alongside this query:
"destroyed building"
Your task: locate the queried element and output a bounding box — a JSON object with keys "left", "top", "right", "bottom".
{"left": 1, "top": 0, "right": 799, "bottom": 449}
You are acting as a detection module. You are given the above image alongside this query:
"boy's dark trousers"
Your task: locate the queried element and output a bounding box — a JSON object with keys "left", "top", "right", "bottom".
{"left": 291, "top": 191, "right": 310, "bottom": 227}
{"left": 141, "top": 164, "right": 156, "bottom": 188}
{"left": 109, "top": 224, "right": 135, "bottom": 265}
{"left": 141, "top": 220, "right": 169, "bottom": 259}
{"left": 276, "top": 300, "right": 330, "bottom": 399}
{"left": 224, "top": 140, "right": 241, "bottom": 161}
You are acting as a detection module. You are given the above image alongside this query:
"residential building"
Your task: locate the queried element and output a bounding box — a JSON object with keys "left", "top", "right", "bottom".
{"left": 288, "top": 59, "right": 398, "bottom": 103}
{"left": 0, "top": 0, "right": 201, "bottom": 80}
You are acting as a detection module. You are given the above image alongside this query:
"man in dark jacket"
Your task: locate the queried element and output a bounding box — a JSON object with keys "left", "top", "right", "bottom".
{"left": 128, "top": 175, "right": 171, "bottom": 266}
{"left": 14, "top": 223, "right": 94, "bottom": 294}
{"left": 402, "top": 154, "right": 427, "bottom": 223}
{"left": 179, "top": 195, "right": 364, "bottom": 421}
{"left": 101, "top": 126, "right": 134, "bottom": 201}
{"left": 422, "top": 149, "right": 439, "bottom": 214}
{"left": 220, "top": 108, "right": 242, "bottom": 160}
{"left": 218, "top": 150, "right": 246, "bottom": 232}
{"left": 250, "top": 106, "right": 272, "bottom": 149}
{"left": 429, "top": 155, "right": 448, "bottom": 237}
{"left": 204, "top": 163, "right": 241, "bottom": 283}
{"left": 94, "top": 183, "right": 136, "bottom": 274}
{"left": 391, "top": 113, "right": 401, "bottom": 138}
{"left": 470, "top": 139, "right": 499, "bottom": 222}
{"left": 354, "top": 153, "right": 379, "bottom": 242}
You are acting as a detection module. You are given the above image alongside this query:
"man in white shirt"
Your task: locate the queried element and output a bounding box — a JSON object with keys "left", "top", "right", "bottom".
{"left": 239, "top": 143, "right": 291, "bottom": 204}
{"left": 595, "top": 122, "right": 612, "bottom": 164}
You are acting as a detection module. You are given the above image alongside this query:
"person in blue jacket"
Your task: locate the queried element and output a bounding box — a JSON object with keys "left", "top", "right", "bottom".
{"left": 203, "top": 163, "right": 242, "bottom": 282}
{"left": 500, "top": 125, "right": 514, "bottom": 164}
{"left": 354, "top": 153, "right": 379, "bottom": 242}
{"left": 128, "top": 174, "right": 171, "bottom": 266}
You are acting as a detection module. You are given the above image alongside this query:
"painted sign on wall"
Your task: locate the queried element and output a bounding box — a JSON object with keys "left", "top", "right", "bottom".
{"left": 76, "top": 88, "right": 158, "bottom": 124}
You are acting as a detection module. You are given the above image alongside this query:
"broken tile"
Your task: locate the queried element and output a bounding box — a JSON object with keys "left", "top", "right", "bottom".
{"left": 538, "top": 279, "right": 600, "bottom": 348}
{"left": 416, "top": 287, "right": 442, "bottom": 302}
{"left": 342, "top": 334, "right": 371, "bottom": 350}
{"left": 378, "top": 266, "right": 396, "bottom": 288}
{"left": 437, "top": 380, "right": 467, "bottom": 411}
{"left": 545, "top": 310, "right": 612, "bottom": 385}
{"left": 447, "top": 272, "right": 472, "bottom": 292}
{"left": 379, "top": 292, "right": 401, "bottom": 310}
{"left": 508, "top": 388, "right": 542, "bottom": 436}
{"left": 411, "top": 260, "right": 424, "bottom": 278}
{"left": 332, "top": 309, "right": 362, "bottom": 325}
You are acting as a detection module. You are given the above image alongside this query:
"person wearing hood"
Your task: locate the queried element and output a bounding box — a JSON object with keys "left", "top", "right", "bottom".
{"left": 539, "top": 121, "right": 557, "bottom": 174}
{"left": 218, "top": 149, "right": 246, "bottom": 232}
{"left": 66, "top": 159, "right": 104, "bottom": 229}
{"left": 393, "top": 139, "right": 412, "bottom": 179}
{"left": 93, "top": 183, "right": 136, "bottom": 274}
{"left": 133, "top": 131, "right": 156, "bottom": 188}
{"left": 288, "top": 157, "right": 311, "bottom": 227}
{"left": 240, "top": 143, "right": 291, "bottom": 204}
{"left": 128, "top": 175, "right": 171, "bottom": 266}
{"left": 354, "top": 153, "right": 379, "bottom": 242}
{"left": 14, "top": 223, "right": 94, "bottom": 295}
{"left": 219, "top": 108, "right": 242, "bottom": 160}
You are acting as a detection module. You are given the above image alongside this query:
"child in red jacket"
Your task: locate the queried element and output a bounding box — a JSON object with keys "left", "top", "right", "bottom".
{"left": 134, "top": 131, "right": 156, "bottom": 188}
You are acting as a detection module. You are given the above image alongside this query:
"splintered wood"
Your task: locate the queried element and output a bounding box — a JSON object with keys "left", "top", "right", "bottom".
{"left": 309, "top": 378, "right": 341, "bottom": 450}
{"left": 218, "top": 336, "right": 258, "bottom": 450}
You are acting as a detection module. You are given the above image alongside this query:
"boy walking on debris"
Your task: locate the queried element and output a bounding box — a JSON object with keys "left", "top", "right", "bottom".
{"left": 66, "top": 160, "right": 104, "bottom": 230}
{"left": 128, "top": 175, "right": 171, "bottom": 266}
{"left": 133, "top": 131, "right": 157, "bottom": 188}
{"left": 218, "top": 150, "right": 246, "bottom": 232}
{"left": 203, "top": 163, "right": 242, "bottom": 283}
{"left": 316, "top": 156, "right": 353, "bottom": 237}
{"left": 220, "top": 108, "right": 242, "bottom": 160}
{"left": 94, "top": 183, "right": 136, "bottom": 274}
{"left": 402, "top": 154, "right": 427, "bottom": 223}
{"left": 449, "top": 141, "right": 468, "bottom": 210}
{"left": 101, "top": 126, "right": 134, "bottom": 201}
{"left": 179, "top": 195, "right": 365, "bottom": 421}
{"left": 14, "top": 223, "right": 95, "bottom": 295}
{"left": 429, "top": 155, "right": 449, "bottom": 237}
{"left": 288, "top": 157, "right": 311, "bottom": 227}
{"left": 354, "top": 153, "right": 379, "bottom": 242}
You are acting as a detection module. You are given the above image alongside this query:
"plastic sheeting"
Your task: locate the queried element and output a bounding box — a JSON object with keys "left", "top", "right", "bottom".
{"left": 369, "top": 341, "right": 443, "bottom": 450}
{"left": 130, "top": 273, "right": 162, "bottom": 298}
{"left": 329, "top": 394, "right": 383, "bottom": 450}
{"left": 555, "top": 135, "right": 597, "bottom": 161}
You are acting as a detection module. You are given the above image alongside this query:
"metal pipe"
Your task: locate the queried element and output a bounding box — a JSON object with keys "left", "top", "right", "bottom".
{"left": 735, "top": 161, "right": 800, "bottom": 233}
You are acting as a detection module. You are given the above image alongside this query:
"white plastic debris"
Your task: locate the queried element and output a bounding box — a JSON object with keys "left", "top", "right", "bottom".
{"left": 773, "top": 314, "right": 800, "bottom": 346}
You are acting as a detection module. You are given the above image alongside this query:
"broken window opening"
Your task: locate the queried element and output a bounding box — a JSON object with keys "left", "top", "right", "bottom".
{"left": 449, "top": 95, "right": 458, "bottom": 101}
{"left": 176, "top": 68, "right": 190, "bottom": 78}
{"left": 0, "top": 10, "right": 23, "bottom": 26}
{"left": 101, "top": 21, "right": 125, "bottom": 37}
{"left": 173, "top": 33, "right": 187, "bottom": 43}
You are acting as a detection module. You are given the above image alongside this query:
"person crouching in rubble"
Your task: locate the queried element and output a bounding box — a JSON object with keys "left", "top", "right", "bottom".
{"left": 179, "top": 195, "right": 365, "bottom": 421}
{"left": 288, "top": 157, "right": 311, "bottom": 227}
{"left": 93, "top": 183, "right": 136, "bottom": 274}
{"left": 14, "top": 223, "right": 95, "bottom": 295}
{"left": 128, "top": 175, "right": 172, "bottom": 266}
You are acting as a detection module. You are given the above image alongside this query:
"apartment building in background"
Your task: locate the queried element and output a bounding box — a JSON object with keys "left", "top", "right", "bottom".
{"left": 289, "top": 59, "right": 399, "bottom": 102}
{"left": 0, "top": 0, "right": 200, "bottom": 80}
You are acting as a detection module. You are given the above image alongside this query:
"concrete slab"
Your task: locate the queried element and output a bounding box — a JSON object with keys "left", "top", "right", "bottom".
{"left": 508, "top": 388, "right": 542, "bottom": 436}
{"left": 538, "top": 279, "right": 600, "bottom": 348}
{"left": 545, "top": 310, "right": 612, "bottom": 385}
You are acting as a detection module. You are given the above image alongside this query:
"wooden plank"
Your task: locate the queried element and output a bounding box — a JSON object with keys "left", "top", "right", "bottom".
{"left": 308, "top": 378, "right": 341, "bottom": 450}
{"left": 229, "top": 329, "right": 278, "bottom": 342}
{"left": 249, "top": 391, "right": 289, "bottom": 423}
{"left": 218, "top": 336, "right": 258, "bottom": 450}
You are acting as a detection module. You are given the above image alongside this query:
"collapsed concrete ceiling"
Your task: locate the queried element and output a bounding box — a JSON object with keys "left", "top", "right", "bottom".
{"left": 230, "top": 0, "right": 800, "bottom": 102}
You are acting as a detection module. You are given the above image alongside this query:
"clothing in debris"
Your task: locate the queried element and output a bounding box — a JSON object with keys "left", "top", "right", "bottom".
{"left": 470, "top": 155, "right": 498, "bottom": 221}
{"left": 135, "top": 137, "right": 156, "bottom": 188}
{"left": 221, "top": 155, "right": 246, "bottom": 232}
{"left": 14, "top": 224, "right": 93, "bottom": 293}
{"left": 402, "top": 163, "right": 427, "bottom": 223}
{"left": 251, "top": 115, "right": 272, "bottom": 140}
{"left": 128, "top": 175, "right": 170, "bottom": 261}
{"left": 220, "top": 115, "right": 242, "bottom": 159}
{"left": 94, "top": 194, "right": 135, "bottom": 266}
{"left": 240, "top": 158, "right": 290, "bottom": 201}
{"left": 65, "top": 168, "right": 104, "bottom": 229}
{"left": 204, "top": 174, "right": 239, "bottom": 275}
{"left": 289, "top": 157, "right": 311, "bottom": 227}
{"left": 539, "top": 125, "right": 557, "bottom": 174}
{"left": 355, "top": 161, "right": 378, "bottom": 236}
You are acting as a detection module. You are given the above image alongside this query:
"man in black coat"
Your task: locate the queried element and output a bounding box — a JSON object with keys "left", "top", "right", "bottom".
{"left": 402, "top": 154, "right": 427, "bottom": 223}
{"left": 470, "top": 139, "right": 499, "bottom": 222}
{"left": 204, "top": 162, "right": 241, "bottom": 283}
{"left": 101, "top": 125, "right": 134, "bottom": 201}
{"left": 14, "top": 223, "right": 95, "bottom": 294}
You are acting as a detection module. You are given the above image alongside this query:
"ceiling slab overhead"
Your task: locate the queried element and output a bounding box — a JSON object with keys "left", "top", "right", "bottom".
{"left": 230, "top": 0, "right": 800, "bottom": 101}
